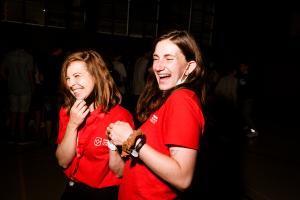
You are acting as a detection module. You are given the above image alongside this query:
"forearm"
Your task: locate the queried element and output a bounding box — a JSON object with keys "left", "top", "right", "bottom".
{"left": 138, "top": 145, "right": 197, "bottom": 191}
{"left": 107, "top": 122, "right": 198, "bottom": 190}
{"left": 109, "top": 150, "right": 125, "bottom": 178}
{"left": 56, "top": 123, "right": 78, "bottom": 168}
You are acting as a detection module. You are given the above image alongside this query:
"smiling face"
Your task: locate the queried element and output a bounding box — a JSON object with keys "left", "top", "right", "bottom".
{"left": 65, "top": 60, "right": 95, "bottom": 100}
{"left": 152, "top": 39, "right": 194, "bottom": 91}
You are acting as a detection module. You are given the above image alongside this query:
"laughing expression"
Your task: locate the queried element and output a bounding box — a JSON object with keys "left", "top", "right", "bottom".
{"left": 66, "top": 61, "right": 95, "bottom": 100}
{"left": 152, "top": 39, "right": 189, "bottom": 91}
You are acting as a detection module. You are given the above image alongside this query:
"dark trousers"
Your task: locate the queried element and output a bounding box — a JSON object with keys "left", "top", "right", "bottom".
{"left": 61, "top": 181, "right": 118, "bottom": 200}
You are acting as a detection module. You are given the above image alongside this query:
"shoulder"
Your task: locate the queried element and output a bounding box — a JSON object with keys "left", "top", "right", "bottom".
{"left": 59, "top": 107, "right": 68, "bottom": 118}
{"left": 109, "top": 104, "right": 132, "bottom": 117}
{"left": 58, "top": 107, "right": 70, "bottom": 125}
{"left": 163, "top": 88, "right": 204, "bottom": 131}
{"left": 109, "top": 104, "right": 134, "bottom": 126}
{"left": 168, "top": 88, "right": 199, "bottom": 102}
{"left": 164, "top": 88, "right": 201, "bottom": 112}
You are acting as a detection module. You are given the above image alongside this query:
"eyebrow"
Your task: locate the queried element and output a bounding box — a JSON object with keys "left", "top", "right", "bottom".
{"left": 66, "top": 72, "right": 82, "bottom": 78}
{"left": 153, "top": 53, "right": 175, "bottom": 58}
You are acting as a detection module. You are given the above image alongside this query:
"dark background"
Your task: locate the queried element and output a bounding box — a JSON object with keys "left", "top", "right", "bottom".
{"left": 0, "top": 1, "right": 299, "bottom": 199}
{"left": 1, "top": 0, "right": 299, "bottom": 138}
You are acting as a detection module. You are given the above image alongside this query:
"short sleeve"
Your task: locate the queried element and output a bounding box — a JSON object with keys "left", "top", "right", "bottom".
{"left": 111, "top": 106, "right": 135, "bottom": 129}
{"left": 163, "top": 89, "right": 204, "bottom": 149}
{"left": 56, "top": 107, "right": 69, "bottom": 144}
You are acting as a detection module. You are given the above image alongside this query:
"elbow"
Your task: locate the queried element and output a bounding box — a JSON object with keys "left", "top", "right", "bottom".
{"left": 58, "top": 160, "right": 69, "bottom": 169}
{"left": 56, "top": 156, "right": 69, "bottom": 169}
{"left": 109, "top": 162, "right": 124, "bottom": 178}
{"left": 175, "top": 177, "right": 193, "bottom": 192}
{"left": 55, "top": 150, "right": 69, "bottom": 169}
{"left": 113, "top": 170, "right": 123, "bottom": 178}
{"left": 177, "top": 183, "right": 192, "bottom": 192}
{"left": 108, "top": 151, "right": 124, "bottom": 178}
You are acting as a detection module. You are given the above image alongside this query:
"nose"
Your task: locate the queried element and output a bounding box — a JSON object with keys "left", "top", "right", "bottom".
{"left": 67, "top": 77, "right": 76, "bottom": 88}
{"left": 153, "top": 59, "right": 165, "bottom": 71}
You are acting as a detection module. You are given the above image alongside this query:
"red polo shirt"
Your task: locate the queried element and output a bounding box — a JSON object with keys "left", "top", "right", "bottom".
{"left": 57, "top": 104, "right": 134, "bottom": 188}
{"left": 119, "top": 88, "right": 205, "bottom": 200}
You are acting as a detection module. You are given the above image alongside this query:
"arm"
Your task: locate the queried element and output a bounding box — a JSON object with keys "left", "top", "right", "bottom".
{"left": 108, "top": 122, "right": 198, "bottom": 191}
{"left": 139, "top": 145, "right": 197, "bottom": 191}
{"left": 109, "top": 91, "right": 202, "bottom": 191}
{"left": 108, "top": 112, "right": 134, "bottom": 178}
{"left": 108, "top": 148, "right": 125, "bottom": 178}
{"left": 55, "top": 100, "right": 90, "bottom": 168}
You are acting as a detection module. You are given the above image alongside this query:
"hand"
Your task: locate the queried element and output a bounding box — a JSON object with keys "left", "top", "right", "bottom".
{"left": 69, "top": 100, "right": 90, "bottom": 127}
{"left": 107, "top": 121, "right": 133, "bottom": 146}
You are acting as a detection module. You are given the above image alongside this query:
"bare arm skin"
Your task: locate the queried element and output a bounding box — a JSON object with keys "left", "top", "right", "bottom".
{"left": 138, "top": 145, "right": 197, "bottom": 191}
{"left": 108, "top": 150, "right": 125, "bottom": 177}
{"left": 108, "top": 121, "right": 198, "bottom": 191}
{"left": 56, "top": 100, "right": 90, "bottom": 168}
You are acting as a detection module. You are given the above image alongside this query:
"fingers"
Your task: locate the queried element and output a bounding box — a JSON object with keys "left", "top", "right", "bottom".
{"left": 72, "top": 100, "right": 88, "bottom": 113}
{"left": 106, "top": 121, "right": 133, "bottom": 146}
{"left": 107, "top": 121, "right": 129, "bottom": 131}
{"left": 106, "top": 125, "right": 115, "bottom": 140}
{"left": 107, "top": 121, "right": 120, "bottom": 133}
{"left": 73, "top": 99, "right": 87, "bottom": 110}
{"left": 106, "top": 122, "right": 116, "bottom": 141}
{"left": 107, "top": 122, "right": 115, "bottom": 130}
{"left": 106, "top": 127, "right": 111, "bottom": 138}
{"left": 82, "top": 107, "right": 90, "bottom": 117}
{"left": 69, "top": 100, "right": 90, "bottom": 126}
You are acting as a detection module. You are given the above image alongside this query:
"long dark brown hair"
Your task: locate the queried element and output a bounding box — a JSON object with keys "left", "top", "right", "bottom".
{"left": 136, "top": 30, "right": 206, "bottom": 123}
{"left": 60, "top": 50, "right": 122, "bottom": 113}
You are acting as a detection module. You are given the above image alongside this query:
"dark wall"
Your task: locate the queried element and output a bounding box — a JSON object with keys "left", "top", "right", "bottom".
{"left": 1, "top": 1, "right": 299, "bottom": 124}
{"left": 0, "top": 22, "right": 153, "bottom": 56}
{"left": 212, "top": 1, "right": 300, "bottom": 128}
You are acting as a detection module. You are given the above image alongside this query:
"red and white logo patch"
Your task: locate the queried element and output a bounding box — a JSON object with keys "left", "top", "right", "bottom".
{"left": 94, "top": 137, "right": 102, "bottom": 146}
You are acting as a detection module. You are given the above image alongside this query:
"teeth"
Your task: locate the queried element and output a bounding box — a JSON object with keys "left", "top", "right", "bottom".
{"left": 158, "top": 74, "right": 169, "bottom": 78}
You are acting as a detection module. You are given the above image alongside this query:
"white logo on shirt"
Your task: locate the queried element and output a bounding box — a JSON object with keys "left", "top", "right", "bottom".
{"left": 150, "top": 114, "right": 158, "bottom": 124}
{"left": 94, "top": 137, "right": 102, "bottom": 146}
{"left": 94, "top": 137, "right": 110, "bottom": 147}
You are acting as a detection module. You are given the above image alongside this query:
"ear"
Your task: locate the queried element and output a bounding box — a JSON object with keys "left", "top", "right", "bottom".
{"left": 185, "top": 61, "right": 197, "bottom": 75}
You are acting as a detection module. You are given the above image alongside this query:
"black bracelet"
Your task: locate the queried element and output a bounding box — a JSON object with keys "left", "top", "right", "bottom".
{"left": 135, "top": 135, "right": 146, "bottom": 152}
{"left": 131, "top": 135, "right": 146, "bottom": 158}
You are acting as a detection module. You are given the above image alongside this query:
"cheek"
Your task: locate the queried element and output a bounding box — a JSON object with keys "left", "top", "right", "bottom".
{"left": 171, "top": 67, "right": 182, "bottom": 78}
{"left": 66, "top": 81, "right": 71, "bottom": 87}
{"left": 152, "top": 62, "right": 159, "bottom": 71}
{"left": 78, "top": 77, "right": 91, "bottom": 87}
{"left": 177, "top": 64, "right": 188, "bottom": 76}
{"left": 86, "top": 79, "right": 95, "bottom": 90}
{"left": 66, "top": 81, "right": 73, "bottom": 91}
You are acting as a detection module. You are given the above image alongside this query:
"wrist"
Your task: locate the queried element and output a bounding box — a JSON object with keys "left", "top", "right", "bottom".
{"left": 123, "top": 130, "right": 134, "bottom": 143}
{"left": 108, "top": 140, "right": 117, "bottom": 151}
{"left": 131, "top": 135, "right": 146, "bottom": 158}
{"left": 68, "top": 120, "right": 79, "bottom": 129}
{"left": 121, "top": 129, "right": 144, "bottom": 157}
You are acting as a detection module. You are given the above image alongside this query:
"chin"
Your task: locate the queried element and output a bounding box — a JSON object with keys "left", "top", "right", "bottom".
{"left": 159, "top": 85, "right": 174, "bottom": 91}
{"left": 75, "top": 96, "right": 85, "bottom": 100}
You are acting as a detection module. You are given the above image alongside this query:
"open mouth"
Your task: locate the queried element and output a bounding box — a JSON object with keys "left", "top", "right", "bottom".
{"left": 158, "top": 73, "right": 171, "bottom": 81}
{"left": 72, "top": 87, "right": 84, "bottom": 98}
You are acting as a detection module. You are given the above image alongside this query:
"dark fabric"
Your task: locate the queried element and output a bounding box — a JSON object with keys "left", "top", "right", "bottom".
{"left": 61, "top": 181, "right": 118, "bottom": 200}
